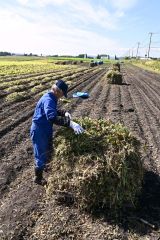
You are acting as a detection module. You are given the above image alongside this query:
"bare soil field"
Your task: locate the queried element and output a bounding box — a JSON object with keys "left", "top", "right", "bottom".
{"left": 0, "top": 64, "right": 160, "bottom": 239}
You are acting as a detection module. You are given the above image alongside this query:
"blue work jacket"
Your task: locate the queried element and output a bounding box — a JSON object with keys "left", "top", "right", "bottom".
{"left": 32, "top": 91, "right": 58, "bottom": 134}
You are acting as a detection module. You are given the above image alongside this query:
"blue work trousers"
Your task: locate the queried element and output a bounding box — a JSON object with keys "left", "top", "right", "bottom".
{"left": 30, "top": 123, "right": 53, "bottom": 170}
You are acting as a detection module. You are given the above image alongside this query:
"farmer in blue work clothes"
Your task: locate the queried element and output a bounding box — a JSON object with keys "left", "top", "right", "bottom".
{"left": 30, "top": 80, "right": 84, "bottom": 185}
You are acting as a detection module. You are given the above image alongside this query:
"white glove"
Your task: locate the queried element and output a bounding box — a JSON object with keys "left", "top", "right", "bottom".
{"left": 70, "top": 121, "right": 84, "bottom": 134}
{"left": 65, "top": 112, "right": 71, "bottom": 119}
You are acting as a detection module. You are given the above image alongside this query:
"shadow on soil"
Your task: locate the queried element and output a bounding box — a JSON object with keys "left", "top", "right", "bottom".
{"left": 121, "top": 83, "right": 130, "bottom": 86}
{"left": 91, "top": 170, "right": 160, "bottom": 236}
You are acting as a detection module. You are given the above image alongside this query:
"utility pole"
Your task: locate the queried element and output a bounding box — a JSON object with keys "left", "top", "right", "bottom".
{"left": 136, "top": 42, "right": 140, "bottom": 59}
{"left": 147, "top": 32, "right": 153, "bottom": 58}
{"left": 132, "top": 48, "right": 134, "bottom": 58}
{"left": 127, "top": 49, "right": 130, "bottom": 58}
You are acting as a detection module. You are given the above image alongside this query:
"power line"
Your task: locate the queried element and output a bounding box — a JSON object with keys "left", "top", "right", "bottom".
{"left": 152, "top": 41, "right": 160, "bottom": 44}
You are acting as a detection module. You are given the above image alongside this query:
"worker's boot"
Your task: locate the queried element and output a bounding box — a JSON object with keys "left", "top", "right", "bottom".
{"left": 34, "top": 168, "right": 47, "bottom": 186}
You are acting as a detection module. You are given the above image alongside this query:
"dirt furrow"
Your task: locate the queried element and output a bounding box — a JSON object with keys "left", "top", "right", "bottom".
{"left": 0, "top": 68, "right": 68, "bottom": 82}
{"left": 128, "top": 64, "right": 160, "bottom": 84}
{"left": 0, "top": 99, "right": 34, "bottom": 122}
{"left": 0, "top": 69, "right": 106, "bottom": 157}
{"left": 0, "top": 64, "right": 160, "bottom": 239}
{"left": 0, "top": 68, "right": 102, "bottom": 122}
{"left": 86, "top": 78, "right": 111, "bottom": 119}
{"left": 0, "top": 70, "right": 81, "bottom": 108}
{"left": 0, "top": 70, "right": 108, "bottom": 239}
{"left": 119, "top": 73, "right": 153, "bottom": 170}
{"left": 127, "top": 72, "right": 160, "bottom": 149}
{"left": 119, "top": 80, "right": 143, "bottom": 138}
{"left": 0, "top": 168, "right": 45, "bottom": 240}
{"left": 124, "top": 70, "right": 160, "bottom": 172}
{"left": 108, "top": 85, "right": 122, "bottom": 123}
{"left": 0, "top": 69, "right": 104, "bottom": 136}
{"left": 127, "top": 67, "right": 160, "bottom": 111}
{"left": 0, "top": 138, "right": 33, "bottom": 196}
{"left": 0, "top": 70, "right": 106, "bottom": 200}
{"left": 65, "top": 69, "right": 107, "bottom": 115}
{"left": 72, "top": 75, "right": 107, "bottom": 118}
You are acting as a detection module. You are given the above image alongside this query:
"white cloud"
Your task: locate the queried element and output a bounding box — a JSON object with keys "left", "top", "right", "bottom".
{"left": 0, "top": 7, "right": 122, "bottom": 55}
{"left": 38, "top": 0, "right": 69, "bottom": 6}
{"left": 14, "top": 0, "right": 138, "bottom": 26}
{"left": 109, "top": 0, "right": 138, "bottom": 10}
{"left": 67, "top": 1, "right": 117, "bottom": 30}
{"left": 0, "top": 9, "right": 40, "bottom": 52}
{"left": 15, "top": 0, "right": 124, "bottom": 30}
{"left": 16, "top": 0, "right": 71, "bottom": 7}
{"left": 16, "top": 0, "right": 29, "bottom": 5}
{"left": 0, "top": 0, "right": 139, "bottom": 56}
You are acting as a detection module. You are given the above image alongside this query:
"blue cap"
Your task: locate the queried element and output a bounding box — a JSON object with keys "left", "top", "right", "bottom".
{"left": 56, "top": 80, "right": 68, "bottom": 98}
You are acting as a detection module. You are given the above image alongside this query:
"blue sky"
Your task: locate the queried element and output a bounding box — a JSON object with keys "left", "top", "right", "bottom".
{"left": 0, "top": 0, "right": 160, "bottom": 57}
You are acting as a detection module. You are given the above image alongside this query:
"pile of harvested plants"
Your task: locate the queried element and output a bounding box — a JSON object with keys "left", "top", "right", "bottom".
{"left": 106, "top": 70, "right": 123, "bottom": 84}
{"left": 47, "top": 118, "right": 143, "bottom": 213}
{"left": 112, "top": 62, "right": 120, "bottom": 71}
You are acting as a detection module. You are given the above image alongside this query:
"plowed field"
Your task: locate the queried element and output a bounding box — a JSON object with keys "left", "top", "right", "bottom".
{"left": 0, "top": 64, "right": 160, "bottom": 239}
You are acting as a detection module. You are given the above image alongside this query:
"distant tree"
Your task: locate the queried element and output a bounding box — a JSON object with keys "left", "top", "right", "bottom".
{"left": 124, "top": 56, "right": 130, "bottom": 60}
{"left": 97, "top": 54, "right": 101, "bottom": 59}
{"left": 78, "top": 54, "right": 87, "bottom": 58}
{"left": 115, "top": 55, "right": 119, "bottom": 60}
{"left": 99, "top": 54, "right": 110, "bottom": 59}
{"left": 0, "top": 51, "right": 11, "bottom": 56}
